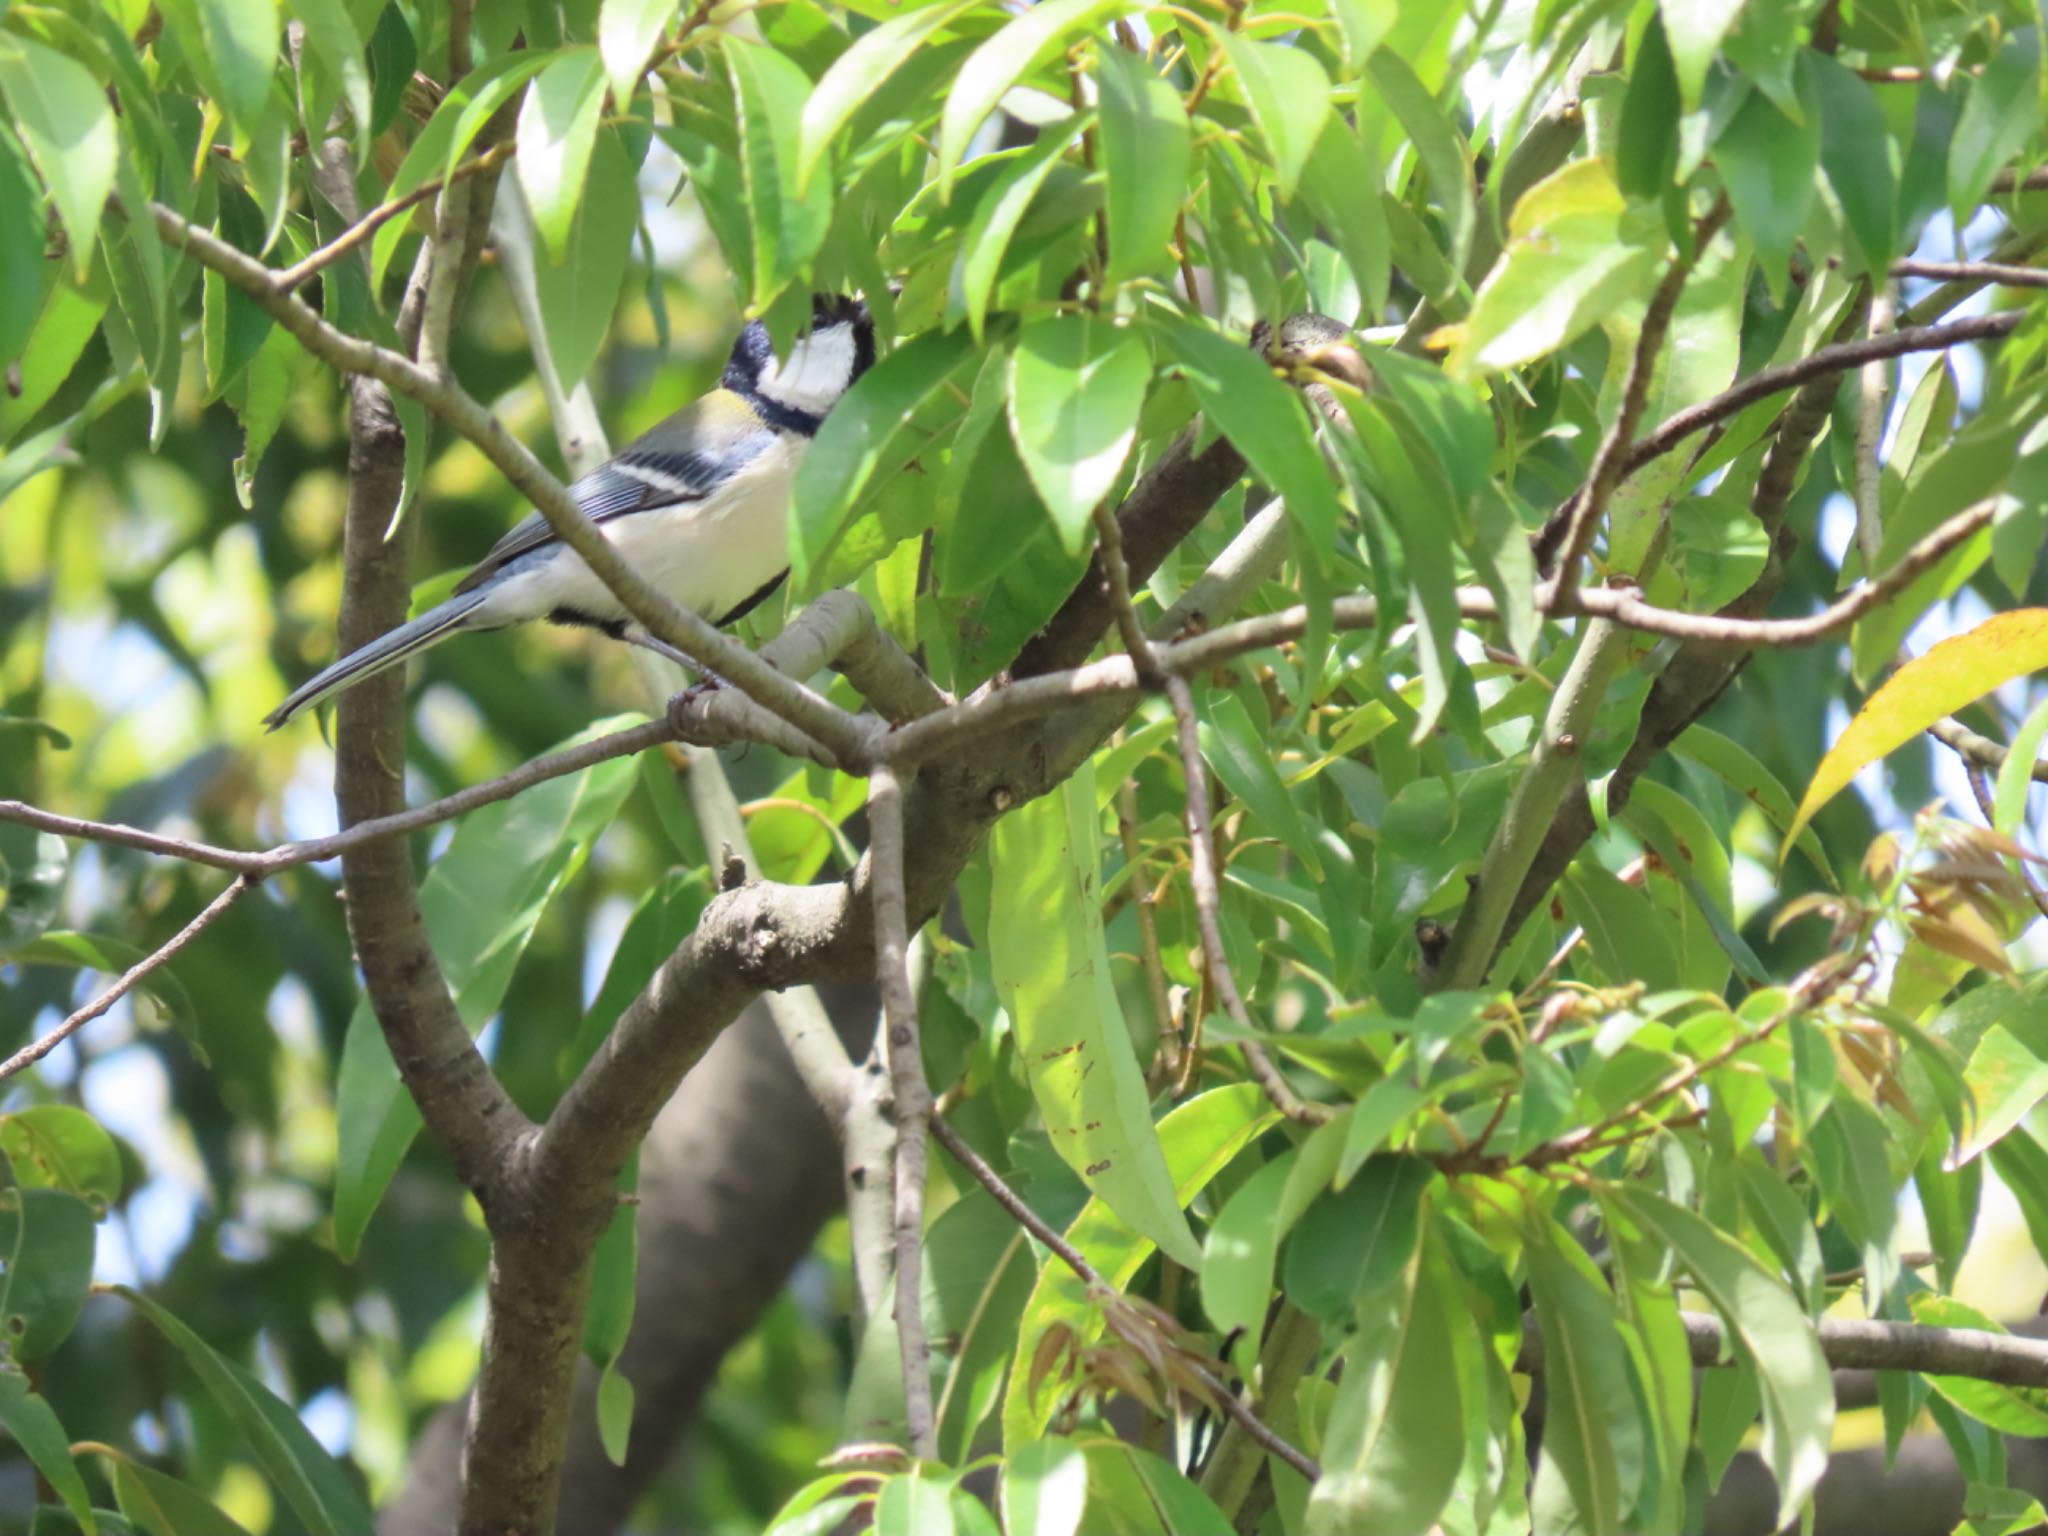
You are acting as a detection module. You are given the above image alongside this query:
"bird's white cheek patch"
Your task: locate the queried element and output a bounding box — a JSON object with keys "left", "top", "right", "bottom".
{"left": 758, "top": 326, "right": 857, "bottom": 415}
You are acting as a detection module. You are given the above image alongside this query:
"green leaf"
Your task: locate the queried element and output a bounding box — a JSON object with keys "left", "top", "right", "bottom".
{"left": 1007, "top": 312, "right": 1149, "bottom": 553}
{"left": 112, "top": 1286, "right": 372, "bottom": 1534}
{"left": 1996, "top": 696, "right": 2048, "bottom": 838}
{"left": 1284, "top": 1155, "right": 1433, "bottom": 1322}
{"left": 1218, "top": 35, "right": 1330, "bottom": 198}
{"left": 1199, "top": 689, "right": 1323, "bottom": 874}
{"left": 1097, "top": 46, "right": 1190, "bottom": 289}
{"left": 725, "top": 36, "right": 831, "bottom": 309}
{"left": 791, "top": 326, "right": 975, "bottom": 588}
{"left": 1448, "top": 157, "right": 1662, "bottom": 376}
{"left": 286, "top": 0, "right": 372, "bottom": 162}
{"left": 1736, "top": 1155, "right": 1825, "bottom": 1314}
{"left": 0, "top": 35, "right": 118, "bottom": 280}
{"left": 1787, "top": 610, "right": 2048, "bottom": 855}
{"left": 1323, "top": 0, "right": 1395, "bottom": 74}
{"left": 1522, "top": 1221, "right": 1644, "bottom": 1535}
{"left": 1955, "top": 1024, "right": 2048, "bottom": 1166}
{"left": 333, "top": 722, "right": 640, "bottom": 1255}
{"left": 365, "top": 2, "right": 416, "bottom": 135}
{"left": 560, "top": 869, "right": 710, "bottom": 1075}
{"left": 1001, "top": 1436, "right": 1089, "bottom": 1536}
{"left": 1913, "top": 1293, "right": 2048, "bottom": 1436}
{"left": 1950, "top": 26, "right": 2040, "bottom": 219}
{"left": 845, "top": 1189, "right": 1036, "bottom": 1456}
{"left": 8, "top": 930, "right": 197, "bottom": 1037}
{"left": 369, "top": 49, "right": 559, "bottom": 292}
{"left": 1658, "top": 0, "right": 1743, "bottom": 109}
{"left": 516, "top": 48, "right": 609, "bottom": 265}
{"left": 989, "top": 766, "right": 1196, "bottom": 1265}
{"left": 1200, "top": 1149, "right": 1298, "bottom": 1342}
{"left": 1365, "top": 48, "right": 1474, "bottom": 270}
{"left": 1104, "top": 1441, "right": 1236, "bottom": 1533}
{"left": 0, "top": 1372, "right": 93, "bottom": 1533}
{"left": 156, "top": 0, "right": 281, "bottom": 134}
{"left": 585, "top": 1151, "right": 638, "bottom": 1377}
{"left": 0, "top": 131, "right": 47, "bottom": 364}
{"left": 1001, "top": 1084, "right": 1276, "bottom": 1443}
{"left": 1696, "top": 1363, "right": 1760, "bottom": 1490}
{"left": 936, "top": 0, "right": 1127, "bottom": 195}
{"left": 528, "top": 127, "right": 638, "bottom": 389}
{"left": 1299, "top": 116, "right": 1389, "bottom": 323}
{"left": 1715, "top": 82, "right": 1819, "bottom": 295}
{"left": 1307, "top": 1224, "right": 1464, "bottom": 1536}
{"left": 797, "top": 0, "right": 975, "bottom": 194}
{"left": 103, "top": 144, "right": 175, "bottom": 446}
{"left": 1607, "top": 1188, "right": 1833, "bottom": 1523}
{"left": 1807, "top": 54, "right": 1894, "bottom": 277}
{"left": 595, "top": 1365, "right": 633, "bottom": 1467}
{"left": 950, "top": 119, "right": 1089, "bottom": 342}
{"left": 112, "top": 1457, "right": 255, "bottom": 1536}
{"left": 875, "top": 1465, "right": 958, "bottom": 1536}
{"left": 0, "top": 1106, "right": 121, "bottom": 1212}
{"left": 0, "top": 1187, "right": 93, "bottom": 1361}
{"left": 1617, "top": 13, "right": 1679, "bottom": 198}
{"left": 1155, "top": 316, "right": 1343, "bottom": 557}
{"left": 599, "top": 0, "right": 679, "bottom": 106}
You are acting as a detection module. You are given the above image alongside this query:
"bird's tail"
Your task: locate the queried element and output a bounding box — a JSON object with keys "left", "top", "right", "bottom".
{"left": 264, "top": 592, "right": 490, "bottom": 731}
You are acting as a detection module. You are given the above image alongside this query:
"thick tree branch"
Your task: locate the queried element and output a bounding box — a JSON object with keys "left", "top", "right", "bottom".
{"left": 869, "top": 764, "right": 935, "bottom": 1457}
{"left": 1518, "top": 1310, "right": 2048, "bottom": 1389}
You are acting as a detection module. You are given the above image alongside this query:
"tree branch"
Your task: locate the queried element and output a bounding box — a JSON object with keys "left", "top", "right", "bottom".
{"left": 1165, "top": 673, "right": 1332, "bottom": 1125}
{"left": 0, "top": 875, "right": 255, "bottom": 1083}
{"left": 1621, "top": 310, "right": 2021, "bottom": 481}
{"left": 1518, "top": 1309, "right": 2048, "bottom": 1389}
{"left": 1541, "top": 199, "right": 1730, "bottom": 585}
{"left": 869, "top": 763, "right": 936, "bottom": 1458}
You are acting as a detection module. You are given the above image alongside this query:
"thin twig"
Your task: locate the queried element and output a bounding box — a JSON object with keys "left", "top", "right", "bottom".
{"left": 1620, "top": 310, "right": 2022, "bottom": 479}
{"left": 1, "top": 718, "right": 676, "bottom": 875}
{"left": 278, "top": 141, "right": 517, "bottom": 295}
{"left": 1891, "top": 257, "right": 2048, "bottom": 289}
{"left": 1854, "top": 288, "right": 1892, "bottom": 571}
{"left": 1164, "top": 674, "right": 1333, "bottom": 1125}
{"left": 1118, "top": 780, "right": 1181, "bottom": 1086}
{"left": 870, "top": 763, "right": 936, "bottom": 1459}
{"left": 1543, "top": 199, "right": 1730, "bottom": 586}
{"left": 928, "top": 1116, "right": 1322, "bottom": 1482}
{"left": 1931, "top": 715, "right": 2048, "bottom": 786}
{"left": 884, "top": 493, "right": 1998, "bottom": 767}
{"left": 1093, "top": 502, "right": 1161, "bottom": 682}
{"left": 0, "top": 876, "right": 254, "bottom": 1082}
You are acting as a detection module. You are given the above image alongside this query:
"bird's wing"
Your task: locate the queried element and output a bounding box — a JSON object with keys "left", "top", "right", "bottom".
{"left": 453, "top": 396, "right": 770, "bottom": 595}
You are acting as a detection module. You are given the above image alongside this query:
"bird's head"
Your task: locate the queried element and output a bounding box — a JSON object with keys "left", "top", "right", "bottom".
{"left": 723, "top": 294, "right": 877, "bottom": 431}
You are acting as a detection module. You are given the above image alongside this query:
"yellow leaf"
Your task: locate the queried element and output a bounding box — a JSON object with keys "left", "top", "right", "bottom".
{"left": 1784, "top": 610, "right": 2048, "bottom": 860}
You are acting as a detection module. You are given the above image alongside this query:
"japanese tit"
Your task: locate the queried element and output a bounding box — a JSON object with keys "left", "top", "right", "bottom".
{"left": 264, "top": 293, "right": 877, "bottom": 730}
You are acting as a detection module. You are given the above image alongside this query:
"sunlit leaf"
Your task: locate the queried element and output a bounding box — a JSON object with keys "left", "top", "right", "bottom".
{"left": 1788, "top": 611, "right": 2048, "bottom": 856}
{"left": 0, "top": 35, "right": 118, "bottom": 281}
{"left": 1007, "top": 312, "right": 1149, "bottom": 553}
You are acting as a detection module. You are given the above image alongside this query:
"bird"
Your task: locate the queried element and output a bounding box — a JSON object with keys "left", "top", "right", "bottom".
{"left": 263, "top": 293, "right": 877, "bottom": 731}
